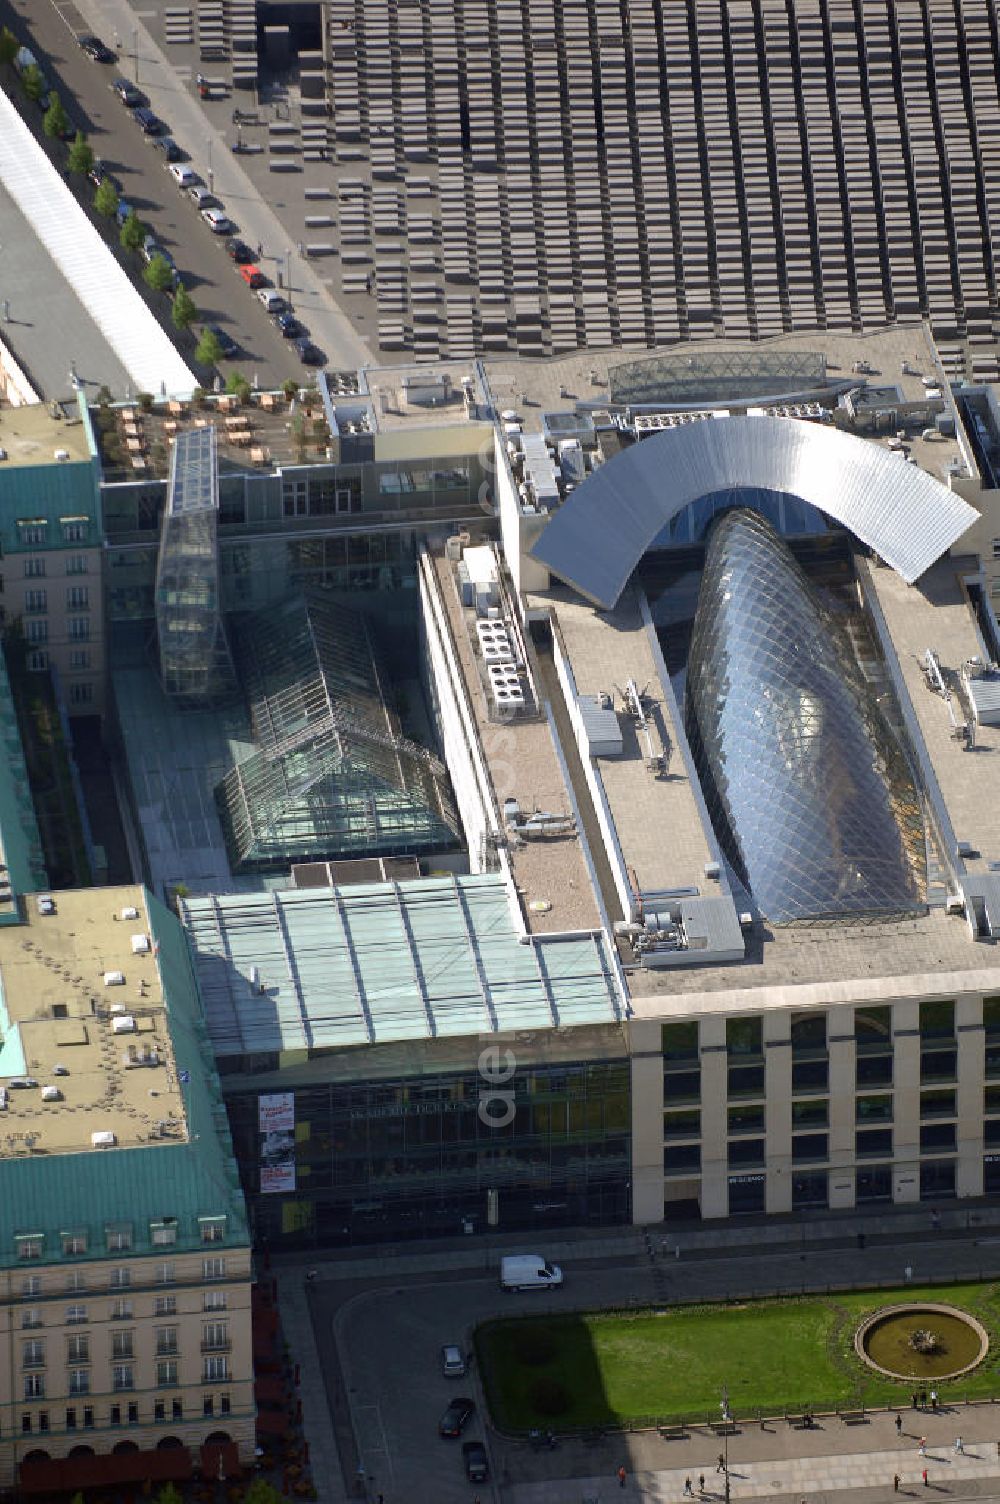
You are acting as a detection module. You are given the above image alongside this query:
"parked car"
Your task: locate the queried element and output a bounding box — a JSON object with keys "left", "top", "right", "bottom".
{"left": 201, "top": 208, "right": 234, "bottom": 234}
{"left": 295, "top": 337, "right": 324, "bottom": 366}
{"left": 238, "top": 264, "right": 267, "bottom": 289}
{"left": 225, "top": 238, "right": 255, "bottom": 264}
{"left": 462, "top": 1440, "right": 489, "bottom": 1483}
{"left": 257, "top": 288, "right": 286, "bottom": 315}
{"left": 276, "top": 312, "right": 304, "bottom": 339}
{"left": 132, "top": 106, "right": 164, "bottom": 135}
{"left": 206, "top": 325, "right": 238, "bottom": 357}
{"left": 111, "top": 77, "right": 143, "bottom": 107}
{"left": 168, "top": 163, "right": 199, "bottom": 189}
{"left": 440, "top": 1344, "right": 466, "bottom": 1379}
{"left": 438, "top": 1397, "right": 475, "bottom": 1439}
{"left": 189, "top": 185, "right": 218, "bottom": 209}
{"left": 153, "top": 135, "right": 181, "bottom": 161}
{"left": 115, "top": 199, "right": 135, "bottom": 227}
{"left": 79, "top": 34, "right": 116, "bottom": 62}
{"left": 141, "top": 234, "right": 162, "bottom": 264}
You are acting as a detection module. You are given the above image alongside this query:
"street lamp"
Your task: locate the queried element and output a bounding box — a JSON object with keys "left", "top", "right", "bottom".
{"left": 207, "top": 138, "right": 214, "bottom": 197}
{"left": 286, "top": 248, "right": 293, "bottom": 307}
{"left": 720, "top": 1384, "right": 732, "bottom": 1504}
{"left": 133, "top": 26, "right": 139, "bottom": 85}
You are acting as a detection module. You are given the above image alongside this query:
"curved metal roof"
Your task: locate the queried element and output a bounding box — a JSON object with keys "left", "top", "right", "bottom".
{"left": 530, "top": 415, "right": 979, "bottom": 607}
{"left": 686, "top": 509, "right": 926, "bottom": 924}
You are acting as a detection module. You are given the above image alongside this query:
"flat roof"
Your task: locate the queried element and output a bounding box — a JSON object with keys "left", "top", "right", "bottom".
{"left": 0, "top": 87, "right": 196, "bottom": 398}
{"left": 0, "top": 885, "right": 184, "bottom": 1156}
{"left": 182, "top": 874, "right": 622, "bottom": 1056}
{"left": 536, "top": 582, "right": 716, "bottom": 901}
{"left": 0, "top": 401, "right": 91, "bottom": 468}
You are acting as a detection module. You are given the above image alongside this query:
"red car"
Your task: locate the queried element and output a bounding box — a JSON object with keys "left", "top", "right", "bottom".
{"left": 238, "top": 264, "right": 267, "bottom": 289}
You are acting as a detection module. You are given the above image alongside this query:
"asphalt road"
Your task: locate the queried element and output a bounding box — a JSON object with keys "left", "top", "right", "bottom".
{"left": 0, "top": 0, "right": 310, "bottom": 387}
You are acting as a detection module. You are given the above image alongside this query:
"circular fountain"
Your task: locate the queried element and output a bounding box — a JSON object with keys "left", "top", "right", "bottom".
{"left": 855, "top": 1304, "right": 988, "bottom": 1381}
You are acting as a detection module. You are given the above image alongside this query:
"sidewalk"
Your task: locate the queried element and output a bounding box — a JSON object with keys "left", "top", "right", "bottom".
{"left": 68, "top": 0, "right": 372, "bottom": 369}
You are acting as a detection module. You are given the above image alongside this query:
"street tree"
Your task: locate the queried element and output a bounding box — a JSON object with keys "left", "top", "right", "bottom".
{"left": 94, "top": 178, "right": 119, "bottom": 218}
{"left": 43, "top": 90, "right": 69, "bottom": 139}
{"left": 172, "top": 283, "right": 197, "bottom": 331}
{"left": 119, "top": 209, "right": 145, "bottom": 253}
{"left": 21, "top": 63, "right": 45, "bottom": 102}
{"left": 67, "top": 130, "right": 93, "bottom": 176}
{"left": 144, "top": 254, "right": 175, "bottom": 293}
{"left": 0, "top": 27, "right": 19, "bottom": 67}
{"left": 195, "top": 327, "right": 224, "bottom": 367}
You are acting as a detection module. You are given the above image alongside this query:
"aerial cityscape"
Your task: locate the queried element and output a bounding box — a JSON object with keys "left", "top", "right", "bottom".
{"left": 4, "top": 1, "right": 1000, "bottom": 1501}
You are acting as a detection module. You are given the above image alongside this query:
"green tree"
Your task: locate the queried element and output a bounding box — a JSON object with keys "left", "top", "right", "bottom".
{"left": 282, "top": 378, "right": 299, "bottom": 401}
{"left": 245, "top": 1481, "right": 285, "bottom": 1504}
{"left": 43, "top": 90, "right": 68, "bottom": 139}
{"left": 144, "top": 254, "right": 175, "bottom": 293}
{"left": 225, "top": 370, "right": 251, "bottom": 402}
{"left": 94, "top": 177, "right": 118, "bottom": 218}
{"left": 0, "top": 27, "right": 19, "bottom": 67}
{"left": 155, "top": 1484, "right": 183, "bottom": 1504}
{"left": 21, "top": 62, "right": 45, "bottom": 102}
{"left": 195, "top": 327, "right": 224, "bottom": 367}
{"left": 119, "top": 209, "right": 145, "bottom": 253}
{"left": 171, "top": 282, "right": 197, "bottom": 331}
{"left": 67, "top": 130, "right": 93, "bottom": 176}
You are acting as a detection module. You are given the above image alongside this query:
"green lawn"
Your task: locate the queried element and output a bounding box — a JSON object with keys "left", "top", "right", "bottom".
{"left": 476, "top": 1282, "right": 1000, "bottom": 1432}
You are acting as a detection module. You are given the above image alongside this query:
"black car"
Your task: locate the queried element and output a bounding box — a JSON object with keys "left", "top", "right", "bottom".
{"left": 79, "top": 34, "right": 116, "bottom": 62}
{"left": 295, "top": 337, "right": 324, "bottom": 366}
{"left": 225, "top": 238, "right": 255, "bottom": 264}
{"left": 438, "top": 1397, "right": 475, "bottom": 1438}
{"left": 462, "top": 1440, "right": 489, "bottom": 1482}
{"left": 207, "top": 325, "right": 238, "bottom": 358}
{"left": 154, "top": 135, "right": 181, "bottom": 162}
{"left": 132, "top": 106, "right": 164, "bottom": 135}
{"left": 276, "top": 312, "right": 304, "bottom": 339}
{"left": 111, "top": 78, "right": 144, "bottom": 107}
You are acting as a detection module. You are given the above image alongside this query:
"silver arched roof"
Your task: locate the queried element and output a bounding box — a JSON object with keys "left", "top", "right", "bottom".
{"left": 530, "top": 415, "right": 979, "bottom": 608}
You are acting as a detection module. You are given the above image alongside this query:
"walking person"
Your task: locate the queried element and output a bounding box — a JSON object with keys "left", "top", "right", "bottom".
{"left": 699, "top": 1475, "right": 706, "bottom": 1494}
{"left": 930, "top": 1389, "right": 938, "bottom": 1412}
{"left": 617, "top": 1464, "right": 627, "bottom": 1489}
{"left": 912, "top": 1390, "right": 919, "bottom": 1409}
{"left": 920, "top": 1389, "right": 928, "bottom": 1409}
{"left": 954, "top": 1436, "right": 964, "bottom": 1454}
{"left": 685, "top": 1478, "right": 694, "bottom": 1496}
{"left": 896, "top": 1413, "right": 903, "bottom": 1436}
{"left": 894, "top": 1476, "right": 901, "bottom": 1493}
{"left": 918, "top": 1437, "right": 927, "bottom": 1456}
{"left": 717, "top": 1453, "right": 726, "bottom": 1473}
{"left": 922, "top": 1470, "right": 929, "bottom": 1488}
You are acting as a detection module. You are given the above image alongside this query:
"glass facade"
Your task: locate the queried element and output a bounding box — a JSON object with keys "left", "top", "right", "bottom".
{"left": 685, "top": 509, "right": 926, "bottom": 924}
{"left": 225, "top": 1058, "right": 630, "bottom": 1247}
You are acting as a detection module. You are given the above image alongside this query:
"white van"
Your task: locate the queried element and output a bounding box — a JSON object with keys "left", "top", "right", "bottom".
{"left": 500, "top": 1254, "right": 563, "bottom": 1292}
{"left": 257, "top": 289, "right": 287, "bottom": 315}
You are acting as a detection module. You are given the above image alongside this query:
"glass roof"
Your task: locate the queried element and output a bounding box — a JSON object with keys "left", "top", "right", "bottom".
{"left": 685, "top": 509, "right": 926, "bottom": 924}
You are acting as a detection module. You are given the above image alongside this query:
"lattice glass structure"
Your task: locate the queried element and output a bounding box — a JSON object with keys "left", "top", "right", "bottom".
{"left": 609, "top": 350, "right": 828, "bottom": 406}
{"left": 216, "top": 591, "right": 459, "bottom": 871}
{"left": 154, "top": 427, "right": 236, "bottom": 705}
{"left": 685, "top": 509, "right": 926, "bottom": 925}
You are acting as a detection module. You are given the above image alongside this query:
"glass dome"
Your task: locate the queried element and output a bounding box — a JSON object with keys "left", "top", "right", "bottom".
{"left": 685, "top": 508, "right": 926, "bottom": 924}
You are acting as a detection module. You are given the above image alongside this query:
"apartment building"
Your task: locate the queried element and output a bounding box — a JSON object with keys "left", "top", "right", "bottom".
{"left": 0, "top": 885, "right": 252, "bottom": 1492}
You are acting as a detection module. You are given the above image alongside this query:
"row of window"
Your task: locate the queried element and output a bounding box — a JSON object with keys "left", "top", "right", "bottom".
{"left": 665, "top": 1126, "right": 961, "bottom": 1173}
{"left": 15, "top": 519, "right": 90, "bottom": 547}
{"left": 22, "top": 1291, "right": 227, "bottom": 1327}
{"left": 665, "top": 1085, "right": 979, "bottom": 1139}
{"left": 23, "top": 618, "right": 91, "bottom": 642}
{"left": 23, "top": 1323, "right": 228, "bottom": 1367}
{"left": 722, "top": 1157, "right": 960, "bottom": 1215}
{"left": 16, "top": 1220, "right": 227, "bottom": 1262}
{"left": 23, "top": 588, "right": 90, "bottom": 609}
{"left": 23, "top": 1358, "right": 230, "bottom": 1397}
{"left": 20, "top": 1392, "right": 232, "bottom": 1435}
{"left": 24, "top": 556, "right": 89, "bottom": 577}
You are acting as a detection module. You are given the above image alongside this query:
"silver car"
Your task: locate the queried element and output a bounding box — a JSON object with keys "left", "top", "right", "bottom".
{"left": 440, "top": 1344, "right": 466, "bottom": 1378}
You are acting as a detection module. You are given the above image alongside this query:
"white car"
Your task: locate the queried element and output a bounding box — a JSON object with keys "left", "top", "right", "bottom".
{"left": 189, "top": 185, "right": 217, "bottom": 209}
{"left": 168, "top": 163, "right": 199, "bottom": 189}
{"left": 201, "top": 208, "right": 234, "bottom": 234}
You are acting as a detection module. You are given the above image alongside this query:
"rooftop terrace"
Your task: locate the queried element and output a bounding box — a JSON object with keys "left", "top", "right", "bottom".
{"left": 0, "top": 400, "right": 92, "bottom": 468}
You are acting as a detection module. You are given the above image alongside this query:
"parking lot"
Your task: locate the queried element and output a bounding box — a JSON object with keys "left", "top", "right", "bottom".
{"left": 0, "top": 0, "right": 351, "bottom": 386}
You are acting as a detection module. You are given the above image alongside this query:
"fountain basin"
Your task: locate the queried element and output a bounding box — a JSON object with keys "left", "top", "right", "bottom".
{"left": 855, "top": 1304, "right": 988, "bottom": 1381}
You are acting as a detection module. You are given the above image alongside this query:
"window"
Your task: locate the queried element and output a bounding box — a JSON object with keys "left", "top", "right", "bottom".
{"left": 203, "top": 1395, "right": 214, "bottom": 1417}
{"left": 855, "top": 1006, "right": 892, "bottom": 1052}
{"left": 156, "top": 1327, "right": 178, "bottom": 1356}
{"left": 920, "top": 1123, "right": 957, "bottom": 1154}
{"left": 282, "top": 478, "right": 308, "bottom": 517}
{"left": 24, "top": 558, "right": 45, "bottom": 578}
{"left": 66, "top": 586, "right": 89, "bottom": 609}
{"left": 21, "top": 1275, "right": 41, "bottom": 1297}
{"left": 202, "top": 1355, "right": 229, "bottom": 1382}
{"left": 69, "top": 649, "right": 90, "bottom": 671}
{"left": 128, "top": 1402, "right": 138, "bottom": 1425}
{"left": 112, "top": 1365, "right": 134, "bottom": 1392}
{"left": 106, "top": 1226, "right": 132, "bottom": 1252}
{"left": 70, "top": 682, "right": 94, "bottom": 706}
{"left": 68, "top": 1370, "right": 90, "bottom": 1396}
{"left": 24, "top": 1376, "right": 44, "bottom": 1400}
{"left": 792, "top": 1133, "right": 828, "bottom": 1162}
{"left": 986, "top": 1085, "right": 1000, "bottom": 1115}
{"left": 155, "top": 1401, "right": 165, "bottom": 1422}
{"left": 62, "top": 1232, "right": 87, "bottom": 1256}
{"left": 17, "top": 1237, "right": 43, "bottom": 1261}
{"left": 22, "top": 1309, "right": 41, "bottom": 1329}
{"left": 21, "top": 1415, "right": 31, "bottom": 1435}
{"left": 664, "top": 1142, "right": 701, "bottom": 1172}
{"left": 920, "top": 1000, "right": 955, "bottom": 1039}
{"left": 157, "top": 1360, "right": 179, "bottom": 1387}
{"left": 792, "top": 1099, "right": 828, "bottom": 1128}
{"left": 200, "top": 1217, "right": 226, "bottom": 1243}
{"left": 22, "top": 1340, "right": 45, "bottom": 1368}
{"left": 110, "top": 1299, "right": 132, "bottom": 1321}
{"left": 663, "top": 1068, "right": 700, "bottom": 1104}
{"left": 111, "top": 1331, "right": 133, "bottom": 1360}
{"left": 791, "top": 1012, "right": 826, "bottom": 1056}
{"left": 66, "top": 1335, "right": 89, "bottom": 1364}
{"left": 66, "top": 554, "right": 87, "bottom": 575}
{"left": 728, "top": 1061, "right": 765, "bottom": 1097}
{"left": 857, "top": 1128, "right": 893, "bottom": 1157}
{"left": 24, "top": 589, "right": 47, "bottom": 613}
{"left": 65, "top": 1305, "right": 87, "bottom": 1326}
{"left": 203, "top": 1290, "right": 227, "bottom": 1311}
{"left": 921, "top": 1049, "right": 956, "bottom": 1084}
{"left": 920, "top": 1088, "right": 956, "bottom": 1119}
{"left": 61, "top": 519, "right": 89, "bottom": 543}
{"left": 172, "top": 1399, "right": 183, "bottom": 1421}
{"left": 662, "top": 1021, "right": 699, "bottom": 1062}
{"left": 857, "top": 1053, "right": 893, "bottom": 1087}
{"left": 994, "top": 539, "right": 1000, "bottom": 559}
{"left": 202, "top": 1321, "right": 228, "bottom": 1351}
{"left": 66, "top": 1408, "right": 76, "bottom": 1431}
{"left": 663, "top": 1108, "right": 701, "bottom": 1139}
{"left": 856, "top": 1094, "right": 893, "bottom": 1123}
{"left": 157, "top": 1263, "right": 175, "bottom": 1285}
{"left": 792, "top": 1059, "right": 828, "bottom": 1093}
{"left": 68, "top": 617, "right": 90, "bottom": 641}
{"left": 221, "top": 1394, "right": 231, "bottom": 1415}
{"left": 109, "top": 1264, "right": 131, "bottom": 1287}
{"left": 727, "top": 1016, "right": 762, "bottom": 1057}
{"left": 26, "top": 650, "right": 48, "bottom": 672}
{"left": 24, "top": 620, "right": 47, "bottom": 644}
{"left": 65, "top": 1270, "right": 85, "bottom": 1293}
{"left": 83, "top": 1406, "right": 93, "bottom": 1427}
{"left": 728, "top": 1104, "right": 765, "bottom": 1133}
{"left": 155, "top": 1296, "right": 177, "bottom": 1318}
{"left": 728, "top": 1138, "right": 765, "bottom": 1168}
{"left": 203, "top": 1257, "right": 226, "bottom": 1281}
{"left": 18, "top": 522, "right": 47, "bottom": 545}
{"left": 110, "top": 1405, "right": 121, "bottom": 1426}
{"left": 150, "top": 1221, "right": 177, "bottom": 1247}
